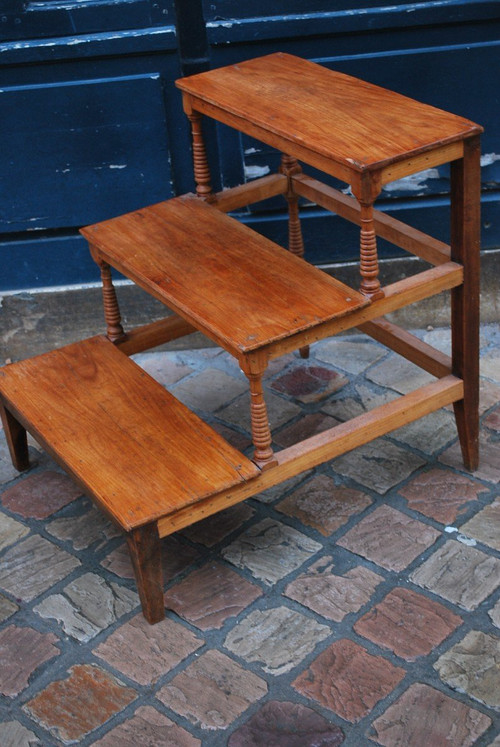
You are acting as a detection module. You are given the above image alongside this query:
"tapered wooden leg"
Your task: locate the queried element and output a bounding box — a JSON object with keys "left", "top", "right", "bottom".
{"left": 0, "top": 403, "right": 30, "bottom": 472}
{"left": 188, "top": 111, "right": 216, "bottom": 203}
{"left": 450, "top": 136, "right": 481, "bottom": 471}
{"left": 99, "top": 260, "right": 127, "bottom": 343}
{"left": 240, "top": 354, "right": 277, "bottom": 470}
{"left": 126, "top": 523, "right": 165, "bottom": 624}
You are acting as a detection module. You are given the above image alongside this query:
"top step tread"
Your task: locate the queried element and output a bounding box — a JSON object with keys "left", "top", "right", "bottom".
{"left": 0, "top": 336, "right": 259, "bottom": 530}
{"left": 82, "top": 194, "right": 369, "bottom": 354}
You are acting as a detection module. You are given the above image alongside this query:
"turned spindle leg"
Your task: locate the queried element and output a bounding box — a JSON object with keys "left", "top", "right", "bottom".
{"left": 188, "top": 112, "right": 216, "bottom": 203}
{"left": 99, "top": 260, "right": 127, "bottom": 343}
{"left": 450, "top": 135, "right": 481, "bottom": 471}
{"left": 241, "top": 355, "right": 277, "bottom": 470}
{"left": 357, "top": 201, "right": 384, "bottom": 300}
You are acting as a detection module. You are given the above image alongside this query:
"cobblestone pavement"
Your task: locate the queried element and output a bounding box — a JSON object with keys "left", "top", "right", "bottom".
{"left": 1, "top": 325, "right": 499, "bottom": 746}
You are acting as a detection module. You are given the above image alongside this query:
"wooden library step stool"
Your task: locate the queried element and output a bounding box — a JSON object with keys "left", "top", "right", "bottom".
{"left": 0, "top": 335, "right": 259, "bottom": 623}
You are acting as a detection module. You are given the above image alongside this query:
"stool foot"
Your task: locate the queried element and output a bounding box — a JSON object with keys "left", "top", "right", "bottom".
{"left": 0, "top": 403, "right": 30, "bottom": 472}
{"left": 453, "top": 400, "right": 479, "bottom": 472}
{"left": 126, "top": 524, "right": 165, "bottom": 624}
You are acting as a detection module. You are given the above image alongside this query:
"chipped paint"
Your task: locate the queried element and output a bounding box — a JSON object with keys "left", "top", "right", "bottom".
{"left": 244, "top": 147, "right": 261, "bottom": 155}
{"left": 244, "top": 164, "right": 270, "bottom": 179}
{"left": 481, "top": 153, "right": 500, "bottom": 167}
{"left": 383, "top": 168, "right": 441, "bottom": 192}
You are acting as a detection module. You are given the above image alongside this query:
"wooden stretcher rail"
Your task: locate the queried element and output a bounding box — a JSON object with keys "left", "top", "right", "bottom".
{"left": 116, "top": 315, "right": 197, "bottom": 356}
{"left": 213, "top": 173, "right": 287, "bottom": 212}
{"left": 157, "top": 374, "right": 463, "bottom": 537}
{"left": 292, "top": 173, "right": 451, "bottom": 266}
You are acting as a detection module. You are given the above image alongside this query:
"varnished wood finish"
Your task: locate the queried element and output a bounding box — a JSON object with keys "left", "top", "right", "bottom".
{"left": 82, "top": 194, "right": 369, "bottom": 356}
{"left": 187, "top": 111, "right": 216, "bottom": 203}
{"left": 116, "top": 314, "right": 197, "bottom": 356}
{"left": 98, "top": 259, "right": 127, "bottom": 343}
{"left": 214, "top": 173, "right": 287, "bottom": 213}
{"left": 450, "top": 136, "right": 481, "bottom": 470}
{"left": 0, "top": 402, "right": 30, "bottom": 472}
{"left": 126, "top": 524, "right": 164, "bottom": 624}
{"left": 0, "top": 336, "right": 259, "bottom": 531}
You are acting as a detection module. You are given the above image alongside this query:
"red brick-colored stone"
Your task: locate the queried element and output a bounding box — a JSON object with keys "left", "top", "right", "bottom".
{"left": 181, "top": 503, "right": 254, "bottom": 546}
{"left": 0, "top": 625, "right": 59, "bottom": 697}
{"left": 354, "top": 587, "right": 463, "bottom": 660}
{"left": 338, "top": 505, "right": 439, "bottom": 571}
{"left": 101, "top": 535, "right": 200, "bottom": 582}
{"left": 292, "top": 639, "right": 405, "bottom": 722}
{"left": 369, "top": 683, "right": 491, "bottom": 746}
{"left": 94, "top": 705, "right": 200, "bottom": 746}
{"left": 272, "top": 366, "right": 347, "bottom": 403}
{"left": 484, "top": 406, "right": 500, "bottom": 432}
{"left": 164, "top": 561, "right": 262, "bottom": 630}
{"left": 228, "top": 700, "right": 344, "bottom": 746}
{"left": 1, "top": 470, "right": 82, "bottom": 518}
{"left": 398, "top": 467, "right": 487, "bottom": 524}
{"left": 25, "top": 664, "right": 137, "bottom": 742}
{"left": 275, "top": 413, "right": 339, "bottom": 448}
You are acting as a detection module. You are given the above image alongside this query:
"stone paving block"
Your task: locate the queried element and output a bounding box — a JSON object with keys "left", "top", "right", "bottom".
{"left": 24, "top": 664, "right": 137, "bottom": 744}
{"left": 481, "top": 350, "right": 500, "bottom": 382}
{"left": 0, "top": 534, "right": 80, "bottom": 601}
{"left": 488, "top": 737, "right": 500, "bottom": 747}
{"left": 271, "top": 365, "right": 348, "bottom": 403}
{"left": 366, "top": 357, "right": 434, "bottom": 394}
{"left": 47, "top": 501, "right": 120, "bottom": 550}
{"left": 489, "top": 599, "right": 500, "bottom": 629}
{"left": 101, "top": 535, "right": 200, "bottom": 582}
{"left": 0, "top": 511, "right": 29, "bottom": 551}
{"left": 274, "top": 412, "right": 340, "bottom": 448}
{"left": 440, "top": 436, "right": 500, "bottom": 483}
{"left": 157, "top": 650, "right": 267, "bottom": 730}
{"left": 164, "top": 561, "right": 262, "bottom": 630}
{"left": 0, "top": 439, "right": 36, "bottom": 484}
{"left": 0, "top": 720, "right": 41, "bottom": 747}
{"left": 219, "top": 391, "right": 301, "bottom": 433}
{"left": 180, "top": 503, "right": 254, "bottom": 546}
{"left": 94, "top": 612, "right": 202, "bottom": 686}
{"left": 434, "top": 630, "right": 500, "bottom": 710}
{"left": 398, "top": 467, "right": 488, "bottom": 524}
{"left": 285, "top": 556, "right": 383, "bottom": 622}
{"left": 322, "top": 383, "right": 399, "bottom": 421}
{"left": 354, "top": 587, "right": 463, "bottom": 661}
{"left": 338, "top": 505, "right": 440, "bottom": 571}
{"left": 224, "top": 605, "right": 330, "bottom": 675}
{"left": 368, "top": 682, "right": 492, "bottom": 746}
{"left": 253, "top": 471, "right": 313, "bottom": 504}
{"left": 133, "top": 352, "right": 193, "bottom": 386}
{"left": 460, "top": 498, "right": 500, "bottom": 551}
{"left": 34, "top": 572, "right": 139, "bottom": 641}
{"left": 210, "top": 421, "right": 252, "bottom": 451}
{"left": 0, "top": 625, "right": 59, "bottom": 697}
{"left": 314, "top": 338, "right": 386, "bottom": 374}
{"left": 411, "top": 540, "right": 500, "bottom": 610}
{"left": 94, "top": 705, "right": 201, "bottom": 746}
{"left": 293, "top": 638, "right": 405, "bottom": 722}
{"left": 228, "top": 700, "right": 344, "bottom": 747}
{"left": 172, "top": 368, "right": 247, "bottom": 412}
{"left": 276, "top": 474, "right": 372, "bottom": 535}
{"left": 0, "top": 592, "right": 18, "bottom": 621}
{"left": 1, "top": 470, "right": 82, "bottom": 518}
{"left": 484, "top": 405, "right": 500, "bottom": 432}
{"left": 391, "top": 409, "right": 457, "bottom": 454}
{"left": 331, "top": 439, "right": 425, "bottom": 494}
{"left": 478, "top": 380, "right": 500, "bottom": 415}
{"left": 222, "top": 518, "right": 322, "bottom": 584}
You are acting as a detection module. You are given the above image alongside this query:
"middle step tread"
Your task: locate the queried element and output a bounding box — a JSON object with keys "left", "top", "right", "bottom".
{"left": 82, "top": 194, "right": 369, "bottom": 354}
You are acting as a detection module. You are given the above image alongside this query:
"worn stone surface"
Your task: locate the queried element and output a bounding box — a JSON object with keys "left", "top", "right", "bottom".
{"left": 391, "top": 409, "right": 457, "bottom": 454}
{"left": 173, "top": 368, "right": 247, "bottom": 412}
{"left": 0, "top": 720, "right": 41, "bottom": 747}
{"left": 1, "top": 470, "right": 82, "bottom": 518}
{"left": 368, "top": 683, "right": 492, "bottom": 746}
{"left": 478, "top": 380, "right": 500, "bottom": 415}
{"left": 133, "top": 352, "right": 193, "bottom": 386}
{"left": 157, "top": 650, "right": 267, "bottom": 730}
{"left": 25, "top": 664, "right": 137, "bottom": 743}
{"left": 222, "top": 518, "right": 322, "bottom": 584}
{"left": 94, "top": 613, "right": 203, "bottom": 686}
{"left": 293, "top": 638, "right": 405, "bottom": 722}
{"left": 180, "top": 504, "right": 254, "bottom": 546}
{"left": 0, "top": 511, "right": 29, "bottom": 551}
{"left": 285, "top": 557, "right": 383, "bottom": 622}
{"left": 224, "top": 605, "right": 330, "bottom": 675}
{"left": 271, "top": 365, "right": 348, "bottom": 403}
{"left": 398, "top": 467, "right": 487, "bottom": 524}
{"left": 489, "top": 599, "right": 500, "bottom": 629}
{"left": 440, "top": 436, "right": 500, "bottom": 483}
{"left": 366, "top": 357, "right": 434, "bottom": 394}
{"left": 354, "top": 587, "right": 462, "bottom": 661}
{"left": 0, "top": 534, "right": 80, "bottom": 601}
{"left": 331, "top": 439, "right": 425, "bottom": 494}
{"left": 220, "top": 390, "right": 301, "bottom": 433}
{"left": 434, "top": 630, "right": 500, "bottom": 710}
{"left": 277, "top": 475, "right": 372, "bottom": 535}
{"left": 228, "top": 700, "right": 345, "bottom": 747}
{"left": 209, "top": 421, "right": 252, "bottom": 451}
{"left": 0, "top": 625, "right": 59, "bottom": 697}
{"left": 411, "top": 540, "right": 500, "bottom": 610}
{"left": 460, "top": 499, "right": 500, "bottom": 551}
{"left": 485, "top": 406, "right": 500, "bottom": 432}
{"left": 101, "top": 535, "right": 200, "bottom": 582}
{"left": 164, "top": 562, "right": 262, "bottom": 630}
{"left": 94, "top": 706, "right": 201, "bottom": 747}
{"left": 481, "top": 350, "right": 500, "bottom": 382}
{"left": 47, "top": 502, "right": 120, "bottom": 550}
{"left": 338, "top": 505, "right": 439, "bottom": 571}
{"left": 274, "top": 412, "right": 340, "bottom": 448}
{"left": 0, "top": 592, "right": 18, "bottom": 621}
{"left": 34, "top": 573, "right": 139, "bottom": 641}
{"left": 315, "top": 338, "right": 386, "bottom": 374}
{"left": 253, "top": 471, "right": 313, "bottom": 504}
{"left": 0, "top": 440, "right": 34, "bottom": 484}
